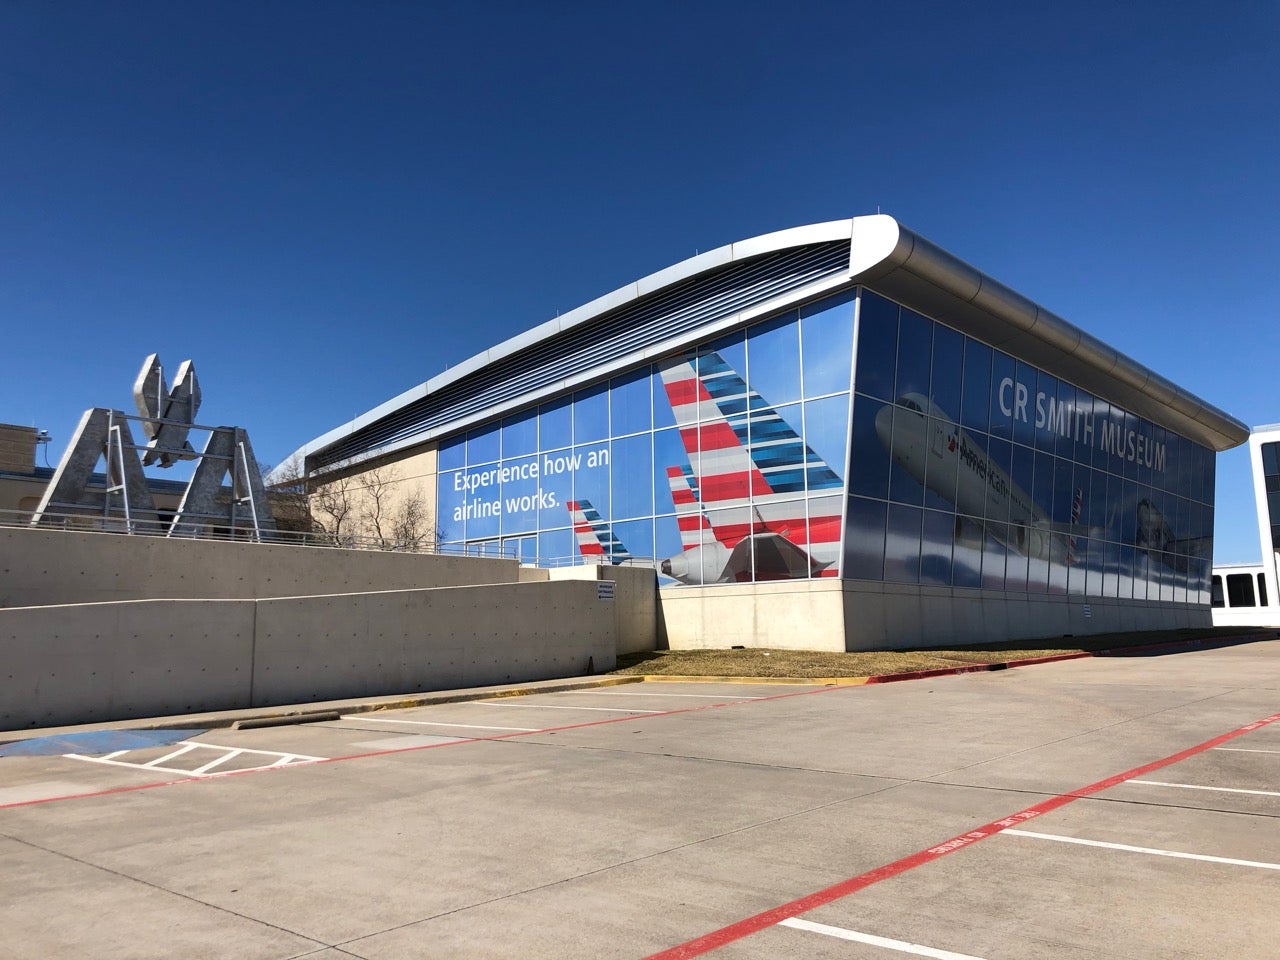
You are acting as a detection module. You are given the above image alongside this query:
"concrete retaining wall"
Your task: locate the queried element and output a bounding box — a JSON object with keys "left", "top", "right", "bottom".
{"left": 654, "top": 578, "right": 1213, "bottom": 651}
{"left": 0, "top": 525, "right": 521, "bottom": 608}
{"left": 547, "top": 564, "right": 656, "bottom": 655}
{"left": 1, "top": 580, "right": 618, "bottom": 730}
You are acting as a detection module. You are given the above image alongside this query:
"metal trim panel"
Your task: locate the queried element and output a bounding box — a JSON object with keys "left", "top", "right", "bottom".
{"left": 850, "top": 216, "right": 1247, "bottom": 451}
{"left": 282, "top": 214, "right": 1245, "bottom": 481}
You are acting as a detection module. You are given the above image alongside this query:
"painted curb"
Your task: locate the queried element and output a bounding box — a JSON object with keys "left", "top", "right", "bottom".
{"left": 634, "top": 632, "right": 1275, "bottom": 689}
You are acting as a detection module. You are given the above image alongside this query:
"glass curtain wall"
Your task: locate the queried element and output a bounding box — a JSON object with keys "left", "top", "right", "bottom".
{"left": 436, "top": 289, "right": 857, "bottom": 584}
{"left": 845, "top": 289, "right": 1215, "bottom": 603}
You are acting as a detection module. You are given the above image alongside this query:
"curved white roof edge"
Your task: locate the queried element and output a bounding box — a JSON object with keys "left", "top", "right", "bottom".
{"left": 281, "top": 219, "right": 855, "bottom": 468}
{"left": 281, "top": 214, "right": 1246, "bottom": 476}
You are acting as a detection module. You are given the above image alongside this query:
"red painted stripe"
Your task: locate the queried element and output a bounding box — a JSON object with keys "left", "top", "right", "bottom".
{"left": 0, "top": 685, "right": 843, "bottom": 811}
{"left": 576, "top": 542, "right": 604, "bottom": 555}
{"left": 644, "top": 709, "right": 1280, "bottom": 959}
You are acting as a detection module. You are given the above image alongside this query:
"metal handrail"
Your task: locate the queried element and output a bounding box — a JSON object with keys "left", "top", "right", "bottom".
{"left": 1, "top": 507, "right": 657, "bottom": 568}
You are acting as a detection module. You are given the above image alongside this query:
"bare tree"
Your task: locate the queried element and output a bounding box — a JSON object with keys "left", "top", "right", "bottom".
{"left": 311, "top": 474, "right": 358, "bottom": 546}
{"left": 261, "top": 455, "right": 317, "bottom": 536}
{"left": 390, "top": 485, "right": 431, "bottom": 551}
{"left": 360, "top": 467, "right": 396, "bottom": 548}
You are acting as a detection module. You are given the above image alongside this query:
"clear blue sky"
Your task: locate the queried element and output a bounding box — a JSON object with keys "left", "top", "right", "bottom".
{"left": 1, "top": 2, "right": 1276, "bottom": 562}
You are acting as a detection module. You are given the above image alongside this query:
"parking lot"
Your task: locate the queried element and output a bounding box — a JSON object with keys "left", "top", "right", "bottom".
{"left": 2, "top": 639, "right": 1278, "bottom": 959}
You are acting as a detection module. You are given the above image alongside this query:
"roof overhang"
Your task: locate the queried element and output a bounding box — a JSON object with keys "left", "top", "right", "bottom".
{"left": 280, "top": 214, "right": 1246, "bottom": 479}
{"left": 848, "top": 215, "right": 1247, "bottom": 451}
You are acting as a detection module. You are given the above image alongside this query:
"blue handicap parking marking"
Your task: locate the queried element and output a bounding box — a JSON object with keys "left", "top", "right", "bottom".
{"left": 0, "top": 728, "right": 207, "bottom": 758}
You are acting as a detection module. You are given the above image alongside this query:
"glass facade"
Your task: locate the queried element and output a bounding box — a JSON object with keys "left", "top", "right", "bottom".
{"left": 847, "top": 290, "right": 1214, "bottom": 603}
{"left": 437, "top": 289, "right": 856, "bottom": 584}
{"left": 437, "top": 286, "right": 1214, "bottom": 602}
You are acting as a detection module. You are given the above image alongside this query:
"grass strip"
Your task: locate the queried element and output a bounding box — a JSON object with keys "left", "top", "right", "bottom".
{"left": 611, "top": 627, "right": 1267, "bottom": 680}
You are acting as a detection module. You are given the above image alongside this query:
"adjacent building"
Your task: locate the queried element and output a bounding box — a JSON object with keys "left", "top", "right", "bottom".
{"left": 1212, "top": 425, "right": 1280, "bottom": 627}
{"left": 284, "top": 216, "right": 1248, "bottom": 649}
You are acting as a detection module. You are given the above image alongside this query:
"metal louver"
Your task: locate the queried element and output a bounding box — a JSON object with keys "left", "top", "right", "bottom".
{"left": 312, "top": 240, "right": 850, "bottom": 470}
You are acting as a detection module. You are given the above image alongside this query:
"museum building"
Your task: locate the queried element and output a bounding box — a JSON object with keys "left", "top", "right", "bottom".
{"left": 285, "top": 216, "right": 1248, "bottom": 649}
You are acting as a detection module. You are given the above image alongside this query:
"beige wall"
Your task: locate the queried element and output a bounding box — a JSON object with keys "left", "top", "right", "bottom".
{"left": 307, "top": 443, "right": 443, "bottom": 544}
{"left": 0, "top": 423, "right": 37, "bottom": 474}
{"left": 0, "top": 524, "right": 522, "bottom": 608}
{"left": 1, "top": 580, "right": 619, "bottom": 729}
{"left": 657, "top": 579, "right": 848, "bottom": 651}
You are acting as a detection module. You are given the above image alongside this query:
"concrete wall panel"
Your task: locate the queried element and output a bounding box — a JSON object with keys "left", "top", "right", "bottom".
{"left": 657, "top": 580, "right": 846, "bottom": 651}
{"left": 0, "top": 599, "right": 255, "bottom": 728}
{"left": 0, "top": 525, "right": 520, "bottom": 608}
{"left": 251, "top": 580, "right": 619, "bottom": 706}
{"left": 546, "top": 564, "right": 656, "bottom": 655}
{"left": 1, "top": 580, "right": 620, "bottom": 730}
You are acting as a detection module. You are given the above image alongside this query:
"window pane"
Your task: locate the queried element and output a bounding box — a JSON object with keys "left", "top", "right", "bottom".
{"left": 653, "top": 428, "right": 688, "bottom": 516}
{"left": 804, "top": 394, "right": 850, "bottom": 492}
{"left": 854, "top": 290, "right": 898, "bottom": 401}
{"left": 929, "top": 324, "right": 963, "bottom": 421}
{"left": 573, "top": 385, "right": 609, "bottom": 444}
{"left": 572, "top": 442, "right": 610, "bottom": 519}
{"left": 467, "top": 424, "right": 500, "bottom": 466}
{"left": 499, "top": 454, "right": 539, "bottom": 536}
{"left": 960, "top": 338, "right": 992, "bottom": 432}
{"left": 884, "top": 504, "right": 922, "bottom": 583}
{"left": 921, "top": 508, "right": 954, "bottom": 586}
{"left": 538, "top": 448, "right": 576, "bottom": 529}
{"left": 438, "top": 436, "right": 466, "bottom": 471}
{"left": 610, "top": 368, "right": 652, "bottom": 438}
{"left": 612, "top": 434, "right": 652, "bottom": 520}
{"left": 844, "top": 496, "right": 886, "bottom": 580}
{"left": 539, "top": 398, "right": 573, "bottom": 451}
{"left": 747, "top": 312, "right": 801, "bottom": 408}
{"left": 849, "top": 396, "right": 892, "bottom": 499}
{"left": 894, "top": 308, "right": 933, "bottom": 402}
{"left": 613, "top": 518, "right": 654, "bottom": 564}
{"left": 538, "top": 527, "right": 575, "bottom": 567}
{"left": 888, "top": 403, "right": 926, "bottom": 506}
{"left": 500, "top": 410, "right": 538, "bottom": 460}
{"left": 989, "top": 351, "right": 1016, "bottom": 440}
{"left": 1034, "top": 371, "right": 1060, "bottom": 453}
{"left": 1012, "top": 361, "right": 1036, "bottom": 447}
{"left": 800, "top": 291, "right": 855, "bottom": 397}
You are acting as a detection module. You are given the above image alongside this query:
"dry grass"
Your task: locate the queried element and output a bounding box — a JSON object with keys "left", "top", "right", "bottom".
{"left": 612, "top": 628, "right": 1266, "bottom": 679}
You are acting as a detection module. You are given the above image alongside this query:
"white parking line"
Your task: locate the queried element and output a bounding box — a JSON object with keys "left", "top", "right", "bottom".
{"left": 779, "top": 917, "right": 987, "bottom": 959}
{"left": 588, "top": 692, "right": 764, "bottom": 699}
{"left": 470, "top": 701, "right": 662, "bottom": 713}
{"left": 140, "top": 743, "right": 199, "bottom": 768}
{"left": 1003, "top": 830, "right": 1280, "bottom": 870}
{"left": 66, "top": 743, "right": 324, "bottom": 777}
{"left": 1129, "top": 779, "right": 1280, "bottom": 798}
{"left": 1213, "top": 747, "right": 1280, "bottom": 755}
{"left": 340, "top": 715, "right": 537, "bottom": 732}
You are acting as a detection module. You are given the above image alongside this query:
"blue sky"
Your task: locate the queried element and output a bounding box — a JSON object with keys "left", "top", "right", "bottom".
{"left": 1, "top": 2, "right": 1276, "bottom": 562}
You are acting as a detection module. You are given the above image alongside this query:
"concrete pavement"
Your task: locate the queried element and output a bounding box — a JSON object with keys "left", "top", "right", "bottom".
{"left": 2, "top": 640, "right": 1278, "bottom": 958}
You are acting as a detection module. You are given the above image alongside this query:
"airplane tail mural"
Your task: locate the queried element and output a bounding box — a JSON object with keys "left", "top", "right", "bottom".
{"left": 666, "top": 465, "right": 717, "bottom": 551}
{"left": 567, "top": 499, "right": 632, "bottom": 564}
{"left": 657, "top": 351, "right": 843, "bottom": 583}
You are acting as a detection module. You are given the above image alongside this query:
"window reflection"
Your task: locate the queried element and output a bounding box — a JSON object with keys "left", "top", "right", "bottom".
{"left": 431, "top": 283, "right": 1209, "bottom": 602}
